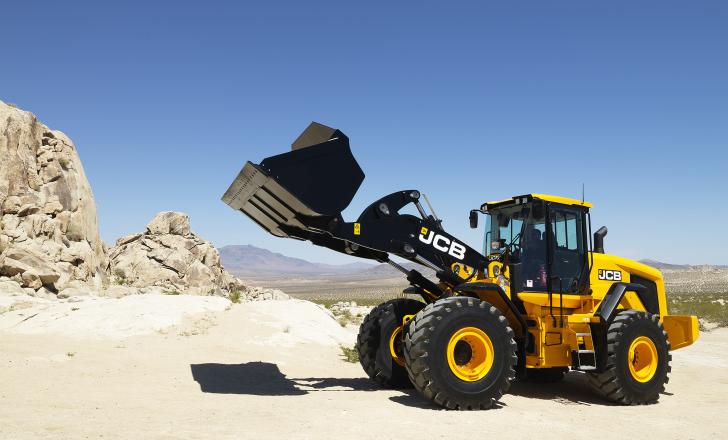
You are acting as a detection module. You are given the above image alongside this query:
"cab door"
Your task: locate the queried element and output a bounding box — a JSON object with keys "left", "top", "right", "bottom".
{"left": 546, "top": 205, "right": 589, "bottom": 294}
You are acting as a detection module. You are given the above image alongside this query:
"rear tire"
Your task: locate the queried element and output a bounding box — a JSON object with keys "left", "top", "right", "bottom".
{"left": 523, "top": 367, "right": 568, "bottom": 383}
{"left": 404, "top": 297, "right": 517, "bottom": 410}
{"left": 588, "top": 310, "right": 671, "bottom": 404}
{"left": 356, "top": 298, "right": 425, "bottom": 388}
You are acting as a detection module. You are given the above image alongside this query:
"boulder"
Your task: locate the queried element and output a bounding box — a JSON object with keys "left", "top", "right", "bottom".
{"left": 2, "top": 196, "right": 22, "bottom": 214}
{"left": 32, "top": 286, "right": 58, "bottom": 300}
{"left": 21, "top": 272, "right": 43, "bottom": 290}
{"left": 146, "top": 212, "right": 191, "bottom": 236}
{"left": 115, "top": 233, "right": 142, "bottom": 246}
{"left": 0, "top": 247, "right": 60, "bottom": 287}
{"left": 0, "top": 101, "right": 106, "bottom": 293}
{"left": 0, "top": 102, "right": 283, "bottom": 302}
{"left": 243, "top": 286, "right": 290, "bottom": 301}
{"left": 107, "top": 211, "right": 249, "bottom": 297}
{"left": 43, "top": 198, "right": 64, "bottom": 215}
{"left": 57, "top": 287, "right": 90, "bottom": 299}
{"left": 0, "top": 279, "right": 26, "bottom": 295}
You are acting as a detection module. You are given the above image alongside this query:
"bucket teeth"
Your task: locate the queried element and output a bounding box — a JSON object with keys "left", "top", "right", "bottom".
{"left": 222, "top": 162, "right": 314, "bottom": 237}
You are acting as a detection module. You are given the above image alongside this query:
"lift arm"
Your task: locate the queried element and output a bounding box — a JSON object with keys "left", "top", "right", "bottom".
{"left": 222, "top": 122, "right": 489, "bottom": 297}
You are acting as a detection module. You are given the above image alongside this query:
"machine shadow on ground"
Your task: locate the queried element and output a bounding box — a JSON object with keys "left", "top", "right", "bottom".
{"left": 387, "top": 391, "right": 506, "bottom": 410}
{"left": 190, "top": 362, "right": 617, "bottom": 409}
{"left": 507, "top": 373, "right": 615, "bottom": 406}
{"left": 190, "top": 362, "right": 308, "bottom": 396}
{"left": 390, "top": 373, "right": 614, "bottom": 410}
{"left": 190, "top": 362, "right": 379, "bottom": 396}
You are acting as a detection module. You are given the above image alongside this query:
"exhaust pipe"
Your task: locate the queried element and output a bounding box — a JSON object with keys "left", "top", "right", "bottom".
{"left": 594, "top": 226, "right": 608, "bottom": 254}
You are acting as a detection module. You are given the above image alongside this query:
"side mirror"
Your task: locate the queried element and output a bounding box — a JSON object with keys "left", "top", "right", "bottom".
{"left": 594, "top": 226, "right": 608, "bottom": 253}
{"left": 469, "top": 210, "right": 479, "bottom": 229}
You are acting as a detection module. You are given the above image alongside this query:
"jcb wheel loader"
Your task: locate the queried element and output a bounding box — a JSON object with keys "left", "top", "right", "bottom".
{"left": 222, "top": 122, "right": 699, "bottom": 410}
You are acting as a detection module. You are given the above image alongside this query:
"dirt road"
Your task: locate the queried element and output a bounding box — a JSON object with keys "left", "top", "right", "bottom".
{"left": 1, "top": 298, "right": 726, "bottom": 439}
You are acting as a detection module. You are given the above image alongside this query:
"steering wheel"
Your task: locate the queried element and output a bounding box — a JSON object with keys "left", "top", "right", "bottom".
{"left": 507, "top": 233, "right": 521, "bottom": 253}
{"left": 500, "top": 233, "right": 520, "bottom": 262}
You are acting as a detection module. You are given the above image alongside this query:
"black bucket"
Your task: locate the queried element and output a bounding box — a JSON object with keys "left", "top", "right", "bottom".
{"left": 222, "top": 122, "right": 365, "bottom": 237}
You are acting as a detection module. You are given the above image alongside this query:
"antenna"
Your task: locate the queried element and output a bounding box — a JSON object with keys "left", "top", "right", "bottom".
{"left": 581, "top": 183, "right": 585, "bottom": 203}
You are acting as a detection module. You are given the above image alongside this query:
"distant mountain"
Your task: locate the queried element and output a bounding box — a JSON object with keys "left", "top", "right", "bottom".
{"left": 219, "top": 245, "right": 374, "bottom": 277}
{"left": 220, "top": 246, "right": 725, "bottom": 281}
{"left": 359, "top": 262, "right": 436, "bottom": 278}
{"left": 639, "top": 259, "right": 693, "bottom": 271}
{"left": 639, "top": 259, "right": 728, "bottom": 271}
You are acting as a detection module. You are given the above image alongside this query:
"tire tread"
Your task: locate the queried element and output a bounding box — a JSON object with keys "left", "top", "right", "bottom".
{"left": 587, "top": 310, "right": 671, "bottom": 405}
{"left": 404, "top": 297, "right": 517, "bottom": 410}
{"left": 356, "top": 298, "right": 424, "bottom": 388}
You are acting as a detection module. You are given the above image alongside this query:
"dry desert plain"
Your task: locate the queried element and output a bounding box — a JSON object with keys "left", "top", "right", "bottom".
{"left": 1, "top": 295, "right": 727, "bottom": 440}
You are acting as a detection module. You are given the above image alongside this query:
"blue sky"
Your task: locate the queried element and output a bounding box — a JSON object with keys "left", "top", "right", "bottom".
{"left": 3, "top": 1, "right": 727, "bottom": 265}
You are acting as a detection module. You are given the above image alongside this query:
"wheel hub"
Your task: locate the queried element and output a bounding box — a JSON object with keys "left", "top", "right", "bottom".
{"left": 388, "top": 326, "right": 406, "bottom": 367}
{"left": 453, "top": 340, "right": 473, "bottom": 365}
{"left": 628, "top": 336, "right": 658, "bottom": 383}
{"left": 446, "top": 326, "right": 494, "bottom": 382}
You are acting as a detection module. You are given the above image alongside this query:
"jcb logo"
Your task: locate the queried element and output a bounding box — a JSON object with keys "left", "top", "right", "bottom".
{"left": 598, "top": 269, "right": 622, "bottom": 281}
{"left": 418, "top": 227, "right": 466, "bottom": 260}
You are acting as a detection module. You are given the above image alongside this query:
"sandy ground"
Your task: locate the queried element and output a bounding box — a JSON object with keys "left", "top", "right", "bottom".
{"left": 1, "top": 296, "right": 727, "bottom": 440}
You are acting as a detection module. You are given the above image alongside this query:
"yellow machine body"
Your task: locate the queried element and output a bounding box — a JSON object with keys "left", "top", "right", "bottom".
{"left": 225, "top": 124, "right": 696, "bottom": 407}
{"left": 455, "top": 194, "right": 699, "bottom": 370}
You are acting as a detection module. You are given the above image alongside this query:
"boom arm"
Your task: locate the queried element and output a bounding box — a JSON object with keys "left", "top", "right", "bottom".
{"left": 222, "top": 122, "right": 489, "bottom": 299}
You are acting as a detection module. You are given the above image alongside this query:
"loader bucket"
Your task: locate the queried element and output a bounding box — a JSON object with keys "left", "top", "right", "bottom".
{"left": 221, "top": 122, "right": 364, "bottom": 238}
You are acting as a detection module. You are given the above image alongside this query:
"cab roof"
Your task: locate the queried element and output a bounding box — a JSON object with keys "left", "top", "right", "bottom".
{"left": 481, "top": 193, "right": 593, "bottom": 211}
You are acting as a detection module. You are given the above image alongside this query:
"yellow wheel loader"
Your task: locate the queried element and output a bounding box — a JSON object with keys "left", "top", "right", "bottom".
{"left": 222, "top": 122, "right": 699, "bottom": 410}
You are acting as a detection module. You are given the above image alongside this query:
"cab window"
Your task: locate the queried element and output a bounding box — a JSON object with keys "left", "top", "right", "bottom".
{"left": 553, "top": 210, "right": 579, "bottom": 251}
{"left": 549, "top": 206, "right": 586, "bottom": 293}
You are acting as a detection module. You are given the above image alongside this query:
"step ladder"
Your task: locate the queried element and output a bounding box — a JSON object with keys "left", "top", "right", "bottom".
{"left": 572, "top": 332, "right": 597, "bottom": 371}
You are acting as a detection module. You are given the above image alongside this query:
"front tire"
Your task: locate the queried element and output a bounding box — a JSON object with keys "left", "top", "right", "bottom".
{"left": 356, "top": 298, "right": 425, "bottom": 388}
{"left": 404, "top": 297, "right": 517, "bottom": 410}
{"left": 588, "top": 310, "right": 671, "bottom": 404}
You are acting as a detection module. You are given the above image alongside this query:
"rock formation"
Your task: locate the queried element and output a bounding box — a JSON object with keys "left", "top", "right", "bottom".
{"left": 0, "top": 101, "right": 106, "bottom": 295}
{"left": 0, "top": 101, "right": 287, "bottom": 302}
{"left": 107, "top": 211, "right": 275, "bottom": 299}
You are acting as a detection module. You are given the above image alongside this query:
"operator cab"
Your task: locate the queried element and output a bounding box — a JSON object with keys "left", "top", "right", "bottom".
{"left": 479, "top": 194, "right": 592, "bottom": 295}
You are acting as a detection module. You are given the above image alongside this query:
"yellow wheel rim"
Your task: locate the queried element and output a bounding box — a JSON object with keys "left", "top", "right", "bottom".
{"left": 628, "top": 336, "right": 659, "bottom": 383}
{"left": 389, "top": 326, "right": 406, "bottom": 367}
{"left": 446, "top": 326, "right": 494, "bottom": 382}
